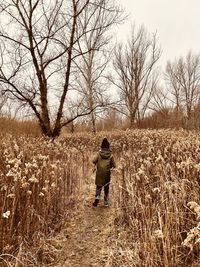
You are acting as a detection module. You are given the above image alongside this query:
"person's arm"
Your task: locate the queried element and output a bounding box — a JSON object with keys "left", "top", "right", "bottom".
{"left": 92, "top": 153, "right": 99, "bottom": 165}
{"left": 92, "top": 153, "right": 99, "bottom": 172}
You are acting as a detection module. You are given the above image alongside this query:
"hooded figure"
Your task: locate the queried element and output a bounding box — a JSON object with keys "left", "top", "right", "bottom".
{"left": 92, "top": 138, "right": 115, "bottom": 187}
{"left": 92, "top": 138, "right": 116, "bottom": 207}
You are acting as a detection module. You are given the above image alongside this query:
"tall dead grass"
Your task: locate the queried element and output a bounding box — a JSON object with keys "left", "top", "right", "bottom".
{"left": 0, "top": 129, "right": 200, "bottom": 266}
{"left": 109, "top": 130, "right": 200, "bottom": 267}
{"left": 0, "top": 116, "right": 40, "bottom": 137}
{"left": 0, "top": 134, "right": 91, "bottom": 265}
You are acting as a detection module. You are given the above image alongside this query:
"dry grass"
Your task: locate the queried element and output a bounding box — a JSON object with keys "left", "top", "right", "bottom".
{"left": 109, "top": 129, "right": 200, "bottom": 267}
{"left": 0, "top": 134, "right": 91, "bottom": 266}
{"left": 0, "top": 117, "right": 41, "bottom": 137}
{"left": 0, "top": 129, "right": 200, "bottom": 266}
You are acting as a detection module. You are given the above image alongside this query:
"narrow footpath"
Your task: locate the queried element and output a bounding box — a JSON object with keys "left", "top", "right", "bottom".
{"left": 54, "top": 183, "right": 118, "bottom": 267}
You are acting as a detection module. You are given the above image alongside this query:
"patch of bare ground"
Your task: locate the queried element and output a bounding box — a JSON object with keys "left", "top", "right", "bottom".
{"left": 51, "top": 183, "right": 117, "bottom": 267}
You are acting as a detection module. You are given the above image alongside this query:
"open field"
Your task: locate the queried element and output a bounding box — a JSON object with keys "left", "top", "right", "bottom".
{"left": 0, "top": 130, "right": 200, "bottom": 266}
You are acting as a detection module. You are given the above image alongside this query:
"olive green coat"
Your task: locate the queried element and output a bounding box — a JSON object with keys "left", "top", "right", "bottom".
{"left": 92, "top": 149, "right": 116, "bottom": 187}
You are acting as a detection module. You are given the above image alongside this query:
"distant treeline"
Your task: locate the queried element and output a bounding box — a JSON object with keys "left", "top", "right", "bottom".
{"left": 1, "top": 106, "right": 200, "bottom": 137}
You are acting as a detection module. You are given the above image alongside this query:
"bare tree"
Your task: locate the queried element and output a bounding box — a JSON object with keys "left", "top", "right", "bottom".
{"left": 111, "top": 24, "right": 161, "bottom": 128}
{"left": 165, "top": 63, "right": 182, "bottom": 113}
{"left": 70, "top": 0, "right": 122, "bottom": 133}
{"left": 0, "top": 0, "right": 122, "bottom": 137}
{"left": 148, "top": 85, "right": 170, "bottom": 114}
{"left": 166, "top": 51, "right": 200, "bottom": 124}
{"left": 73, "top": 50, "right": 111, "bottom": 134}
{"left": 0, "top": 91, "right": 7, "bottom": 115}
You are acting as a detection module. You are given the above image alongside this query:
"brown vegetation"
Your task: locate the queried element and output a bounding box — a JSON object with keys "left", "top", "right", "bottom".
{"left": 0, "top": 117, "right": 40, "bottom": 137}
{"left": 0, "top": 129, "right": 200, "bottom": 266}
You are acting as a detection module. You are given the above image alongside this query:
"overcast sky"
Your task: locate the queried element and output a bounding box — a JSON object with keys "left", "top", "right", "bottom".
{"left": 117, "top": 0, "right": 200, "bottom": 68}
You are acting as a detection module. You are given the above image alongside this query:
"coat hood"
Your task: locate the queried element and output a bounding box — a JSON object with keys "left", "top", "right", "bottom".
{"left": 99, "top": 149, "right": 111, "bottom": 159}
{"left": 101, "top": 138, "right": 110, "bottom": 149}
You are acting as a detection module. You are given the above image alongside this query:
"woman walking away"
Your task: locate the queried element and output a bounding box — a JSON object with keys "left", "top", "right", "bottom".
{"left": 92, "top": 138, "right": 116, "bottom": 207}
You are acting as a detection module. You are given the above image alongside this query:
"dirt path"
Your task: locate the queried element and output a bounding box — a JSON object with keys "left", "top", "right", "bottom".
{"left": 55, "top": 183, "right": 117, "bottom": 267}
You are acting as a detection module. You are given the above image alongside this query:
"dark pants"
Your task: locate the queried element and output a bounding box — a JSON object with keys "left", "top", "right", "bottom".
{"left": 95, "top": 183, "right": 110, "bottom": 202}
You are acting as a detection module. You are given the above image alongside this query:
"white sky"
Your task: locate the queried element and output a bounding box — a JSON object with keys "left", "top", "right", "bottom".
{"left": 117, "top": 0, "right": 200, "bottom": 68}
